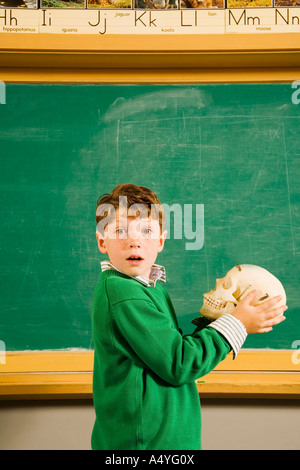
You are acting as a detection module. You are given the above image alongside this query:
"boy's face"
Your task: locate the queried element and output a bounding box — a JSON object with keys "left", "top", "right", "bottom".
{"left": 96, "top": 210, "right": 167, "bottom": 279}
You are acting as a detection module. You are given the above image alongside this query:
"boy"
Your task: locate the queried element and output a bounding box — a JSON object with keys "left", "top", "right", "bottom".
{"left": 91, "top": 183, "right": 287, "bottom": 450}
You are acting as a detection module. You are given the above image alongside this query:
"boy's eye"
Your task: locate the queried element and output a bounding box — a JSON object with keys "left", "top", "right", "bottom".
{"left": 116, "top": 228, "right": 126, "bottom": 235}
{"left": 141, "top": 228, "right": 154, "bottom": 238}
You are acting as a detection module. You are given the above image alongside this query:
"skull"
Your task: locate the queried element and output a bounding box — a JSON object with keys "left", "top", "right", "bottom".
{"left": 200, "top": 264, "right": 286, "bottom": 321}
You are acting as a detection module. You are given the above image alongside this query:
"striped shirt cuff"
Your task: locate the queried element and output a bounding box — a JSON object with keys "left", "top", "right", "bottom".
{"left": 207, "top": 314, "right": 247, "bottom": 359}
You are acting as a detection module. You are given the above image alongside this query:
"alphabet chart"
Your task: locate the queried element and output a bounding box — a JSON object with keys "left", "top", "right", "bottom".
{"left": 0, "top": 1, "right": 300, "bottom": 34}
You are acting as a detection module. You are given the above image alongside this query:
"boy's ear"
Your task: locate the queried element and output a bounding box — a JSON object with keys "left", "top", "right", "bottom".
{"left": 157, "top": 230, "right": 167, "bottom": 253}
{"left": 96, "top": 231, "right": 108, "bottom": 254}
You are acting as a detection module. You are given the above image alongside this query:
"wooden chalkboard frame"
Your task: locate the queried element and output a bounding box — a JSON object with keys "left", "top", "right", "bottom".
{"left": 0, "top": 40, "right": 299, "bottom": 399}
{"left": 1, "top": 33, "right": 300, "bottom": 83}
{"left": 0, "top": 350, "right": 299, "bottom": 399}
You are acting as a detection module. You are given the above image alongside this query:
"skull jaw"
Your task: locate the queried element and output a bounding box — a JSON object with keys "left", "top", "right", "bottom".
{"left": 200, "top": 301, "right": 236, "bottom": 320}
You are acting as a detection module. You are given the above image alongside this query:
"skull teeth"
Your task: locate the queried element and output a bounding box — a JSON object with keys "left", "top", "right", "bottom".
{"left": 203, "top": 296, "right": 226, "bottom": 310}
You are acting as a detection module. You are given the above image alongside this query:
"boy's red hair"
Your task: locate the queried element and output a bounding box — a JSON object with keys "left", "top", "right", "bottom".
{"left": 96, "top": 183, "right": 165, "bottom": 234}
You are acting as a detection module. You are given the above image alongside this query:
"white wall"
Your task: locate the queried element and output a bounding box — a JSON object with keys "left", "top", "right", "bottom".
{"left": 0, "top": 399, "right": 299, "bottom": 450}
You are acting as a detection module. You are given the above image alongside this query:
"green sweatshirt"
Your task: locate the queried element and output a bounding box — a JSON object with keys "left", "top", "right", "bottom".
{"left": 91, "top": 268, "right": 231, "bottom": 450}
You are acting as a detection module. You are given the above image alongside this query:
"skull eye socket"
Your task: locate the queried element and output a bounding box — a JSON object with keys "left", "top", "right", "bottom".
{"left": 222, "top": 278, "right": 232, "bottom": 289}
{"left": 232, "top": 288, "right": 242, "bottom": 300}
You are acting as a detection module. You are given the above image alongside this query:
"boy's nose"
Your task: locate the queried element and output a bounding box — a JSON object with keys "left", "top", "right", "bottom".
{"left": 129, "top": 236, "right": 141, "bottom": 247}
{"left": 130, "top": 241, "right": 141, "bottom": 249}
{"left": 127, "top": 228, "right": 142, "bottom": 246}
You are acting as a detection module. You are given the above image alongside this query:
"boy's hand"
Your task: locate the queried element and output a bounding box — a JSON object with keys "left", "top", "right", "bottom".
{"left": 231, "top": 290, "right": 288, "bottom": 334}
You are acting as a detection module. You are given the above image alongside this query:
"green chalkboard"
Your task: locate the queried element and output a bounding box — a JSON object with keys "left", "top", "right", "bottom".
{"left": 0, "top": 84, "right": 299, "bottom": 351}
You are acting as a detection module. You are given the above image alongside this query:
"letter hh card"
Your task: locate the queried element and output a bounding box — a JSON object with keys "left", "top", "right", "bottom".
{"left": 0, "top": 9, "right": 38, "bottom": 32}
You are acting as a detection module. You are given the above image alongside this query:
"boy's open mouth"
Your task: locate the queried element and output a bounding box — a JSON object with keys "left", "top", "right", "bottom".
{"left": 126, "top": 256, "right": 144, "bottom": 263}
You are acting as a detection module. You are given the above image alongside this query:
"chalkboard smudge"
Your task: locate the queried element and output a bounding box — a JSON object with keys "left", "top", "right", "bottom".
{"left": 102, "top": 89, "right": 212, "bottom": 123}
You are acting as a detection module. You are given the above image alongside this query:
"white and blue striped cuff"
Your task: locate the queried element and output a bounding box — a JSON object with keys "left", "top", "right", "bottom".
{"left": 208, "top": 314, "right": 247, "bottom": 359}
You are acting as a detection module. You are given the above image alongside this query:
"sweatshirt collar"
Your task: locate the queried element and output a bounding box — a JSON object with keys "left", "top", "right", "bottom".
{"left": 100, "top": 260, "right": 166, "bottom": 287}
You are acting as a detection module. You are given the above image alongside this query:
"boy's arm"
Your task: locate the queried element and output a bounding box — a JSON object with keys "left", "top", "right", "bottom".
{"left": 110, "top": 298, "right": 235, "bottom": 387}
{"left": 110, "top": 289, "right": 286, "bottom": 387}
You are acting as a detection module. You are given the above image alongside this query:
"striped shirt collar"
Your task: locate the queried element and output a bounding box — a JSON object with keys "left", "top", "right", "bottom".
{"left": 100, "top": 260, "right": 166, "bottom": 287}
